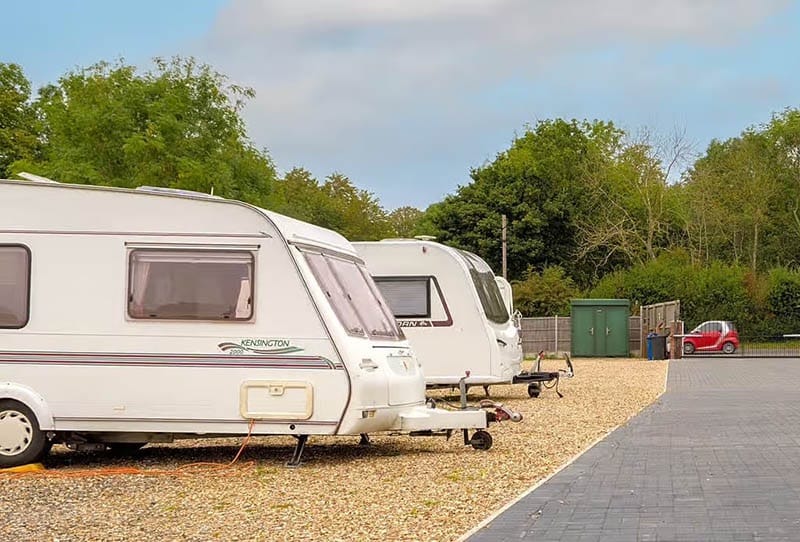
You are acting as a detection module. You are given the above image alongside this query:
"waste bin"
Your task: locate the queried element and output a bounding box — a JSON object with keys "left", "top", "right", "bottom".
{"left": 646, "top": 332, "right": 668, "bottom": 360}
{"left": 646, "top": 332, "right": 658, "bottom": 360}
{"left": 652, "top": 334, "right": 668, "bottom": 360}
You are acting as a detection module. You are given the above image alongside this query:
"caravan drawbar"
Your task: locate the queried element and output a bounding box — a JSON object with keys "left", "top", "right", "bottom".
{"left": 0, "top": 179, "right": 498, "bottom": 468}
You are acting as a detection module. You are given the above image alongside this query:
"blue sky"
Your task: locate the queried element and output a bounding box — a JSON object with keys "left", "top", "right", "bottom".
{"left": 4, "top": 1, "right": 800, "bottom": 210}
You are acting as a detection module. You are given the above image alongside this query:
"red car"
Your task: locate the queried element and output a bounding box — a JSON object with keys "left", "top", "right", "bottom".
{"left": 682, "top": 320, "right": 739, "bottom": 354}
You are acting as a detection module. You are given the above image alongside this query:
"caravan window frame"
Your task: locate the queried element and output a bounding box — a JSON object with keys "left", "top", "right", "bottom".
{"left": 126, "top": 248, "right": 255, "bottom": 322}
{"left": 374, "top": 276, "right": 432, "bottom": 318}
{"left": 0, "top": 244, "right": 31, "bottom": 329}
{"left": 302, "top": 249, "right": 402, "bottom": 341}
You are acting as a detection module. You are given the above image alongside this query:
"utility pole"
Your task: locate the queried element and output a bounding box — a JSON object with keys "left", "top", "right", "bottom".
{"left": 501, "top": 214, "right": 507, "bottom": 279}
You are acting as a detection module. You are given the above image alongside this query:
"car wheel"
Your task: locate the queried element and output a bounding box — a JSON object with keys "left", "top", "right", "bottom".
{"left": 722, "top": 342, "right": 736, "bottom": 354}
{"left": 683, "top": 342, "right": 695, "bottom": 355}
{"left": 0, "top": 400, "right": 49, "bottom": 468}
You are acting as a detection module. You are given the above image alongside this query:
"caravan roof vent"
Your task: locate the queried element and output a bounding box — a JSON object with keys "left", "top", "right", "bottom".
{"left": 414, "top": 235, "right": 436, "bottom": 241}
{"left": 135, "top": 186, "right": 223, "bottom": 199}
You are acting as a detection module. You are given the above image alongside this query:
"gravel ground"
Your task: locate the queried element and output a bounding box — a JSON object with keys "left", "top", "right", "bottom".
{"left": 1, "top": 358, "right": 667, "bottom": 542}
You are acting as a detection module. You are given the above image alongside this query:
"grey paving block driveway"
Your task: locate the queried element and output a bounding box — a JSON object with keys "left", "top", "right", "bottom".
{"left": 467, "top": 358, "right": 800, "bottom": 542}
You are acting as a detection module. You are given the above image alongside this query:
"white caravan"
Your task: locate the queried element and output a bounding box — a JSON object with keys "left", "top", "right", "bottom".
{"left": 354, "top": 240, "right": 523, "bottom": 391}
{"left": 0, "top": 179, "right": 496, "bottom": 468}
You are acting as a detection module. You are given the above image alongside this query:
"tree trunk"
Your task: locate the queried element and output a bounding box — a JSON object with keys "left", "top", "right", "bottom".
{"left": 751, "top": 221, "right": 759, "bottom": 273}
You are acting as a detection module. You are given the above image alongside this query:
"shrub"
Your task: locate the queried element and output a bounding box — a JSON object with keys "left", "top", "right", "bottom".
{"left": 512, "top": 266, "right": 580, "bottom": 316}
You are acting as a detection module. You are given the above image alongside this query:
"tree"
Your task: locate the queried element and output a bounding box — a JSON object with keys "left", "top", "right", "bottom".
{"left": 686, "top": 130, "right": 782, "bottom": 272}
{"left": 320, "top": 173, "right": 393, "bottom": 240}
{"left": 15, "top": 57, "right": 276, "bottom": 204}
{"left": 267, "top": 167, "right": 329, "bottom": 223}
{"left": 267, "top": 168, "right": 393, "bottom": 240}
{"left": 428, "top": 118, "right": 624, "bottom": 284}
{"left": 762, "top": 108, "right": 800, "bottom": 266}
{"left": 577, "top": 128, "right": 690, "bottom": 266}
{"left": 0, "top": 63, "right": 40, "bottom": 177}
{"left": 512, "top": 267, "right": 580, "bottom": 316}
{"left": 388, "top": 206, "right": 424, "bottom": 237}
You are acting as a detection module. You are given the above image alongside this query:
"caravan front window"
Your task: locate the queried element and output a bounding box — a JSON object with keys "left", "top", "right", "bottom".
{"left": 304, "top": 251, "right": 401, "bottom": 340}
{"left": 0, "top": 245, "right": 30, "bottom": 328}
{"left": 304, "top": 252, "right": 364, "bottom": 336}
{"left": 128, "top": 249, "right": 253, "bottom": 321}
{"left": 458, "top": 250, "right": 509, "bottom": 324}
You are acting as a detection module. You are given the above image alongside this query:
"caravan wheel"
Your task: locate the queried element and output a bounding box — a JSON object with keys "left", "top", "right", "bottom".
{"left": 527, "top": 383, "right": 541, "bottom": 398}
{"left": 0, "top": 400, "right": 48, "bottom": 468}
{"left": 469, "top": 430, "right": 493, "bottom": 451}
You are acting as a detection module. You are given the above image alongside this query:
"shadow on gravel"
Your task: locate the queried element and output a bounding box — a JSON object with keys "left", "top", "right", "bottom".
{"left": 42, "top": 434, "right": 472, "bottom": 471}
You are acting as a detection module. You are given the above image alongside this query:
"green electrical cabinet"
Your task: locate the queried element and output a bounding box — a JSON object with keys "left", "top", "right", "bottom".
{"left": 571, "top": 299, "right": 630, "bottom": 357}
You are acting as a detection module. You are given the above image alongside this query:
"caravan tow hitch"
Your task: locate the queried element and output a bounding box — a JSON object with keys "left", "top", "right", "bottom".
{"left": 513, "top": 352, "right": 574, "bottom": 398}
{"left": 458, "top": 371, "right": 523, "bottom": 424}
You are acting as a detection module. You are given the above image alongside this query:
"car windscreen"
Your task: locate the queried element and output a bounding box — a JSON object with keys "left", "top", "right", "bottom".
{"left": 304, "top": 250, "right": 402, "bottom": 340}
{"left": 456, "top": 250, "right": 509, "bottom": 324}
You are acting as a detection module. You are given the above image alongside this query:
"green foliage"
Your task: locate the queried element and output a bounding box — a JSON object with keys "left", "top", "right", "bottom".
{"left": 512, "top": 267, "right": 580, "bottom": 316}
{"left": 388, "top": 206, "right": 425, "bottom": 238}
{"left": 765, "top": 267, "right": 800, "bottom": 335}
{"left": 589, "top": 250, "right": 689, "bottom": 312}
{"left": 16, "top": 57, "right": 276, "bottom": 204}
{"left": 579, "top": 136, "right": 684, "bottom": 267}
{"left": 685, "top": 263, "right": 757, "bottom": 332}
{"left": 0, "top": 63, "right": 40, "bottom": 177}
{"left": 427, "top": 119, "right": 624, "bottom": 284}
{"left": 319, "top": 173, "right": 393, "bottom": 240}
{"left": 683, "top": 124, "right": 789, "bottom": 271}
{"left": 267, "top": 169, "right": 393, "bottom": 241}
{"left": 589, "top": 251, "right": 770, "bottom": 338}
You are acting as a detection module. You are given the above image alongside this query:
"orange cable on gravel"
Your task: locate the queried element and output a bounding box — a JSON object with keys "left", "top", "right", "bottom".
{"left": 2, "top": 419, "right": 257, "bottom": 479}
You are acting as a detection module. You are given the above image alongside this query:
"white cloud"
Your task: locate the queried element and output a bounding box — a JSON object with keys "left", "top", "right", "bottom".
{"left": 197, "top": 0, "right": 791, "bottom": 207}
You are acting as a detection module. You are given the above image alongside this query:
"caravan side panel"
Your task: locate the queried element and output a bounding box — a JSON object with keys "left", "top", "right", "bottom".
{"left": 0, "top": 183, "right": 350, "bottom": 436}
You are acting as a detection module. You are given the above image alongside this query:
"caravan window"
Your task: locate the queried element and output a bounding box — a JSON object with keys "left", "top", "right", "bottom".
{"left": 304, "top": 251, "right": 401, "bottom": 340}
{"left": 128, "top": 250, "right": 253, "bottom": 321}
{"left": 304, "top": 252, "right": 365, "bottom": 336}
{"left": 374, "top": 277, "right": 430, "bottom": 318}
{"left": 457, "top": 250, "right": 509, "bottom": 324}
{"left": 0, "top": 245, "right": 30, "bottom": 328}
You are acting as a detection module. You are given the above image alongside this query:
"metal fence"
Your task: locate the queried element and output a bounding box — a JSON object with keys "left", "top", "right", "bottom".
{"left": 520, "top": 316, "right": 642, "bottom": 357}
{"left": 683, "top": 335, "right": 800, "bottom": 358}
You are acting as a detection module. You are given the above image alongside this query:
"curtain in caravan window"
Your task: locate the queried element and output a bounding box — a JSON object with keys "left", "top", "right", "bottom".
{"left": 129, "top": 262, "right": 150, "bottom": 317}
{"left": 128, "top": 250, "right": 253, "bottom": 321}
{"left": 235, "top": 278, "right": 251, "bottom": 319}
{"left": 0, "top": 246, "right": 30, "bottom": 328}
{"left": 374, "top": 278, "right": 430, "bottom": 318}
